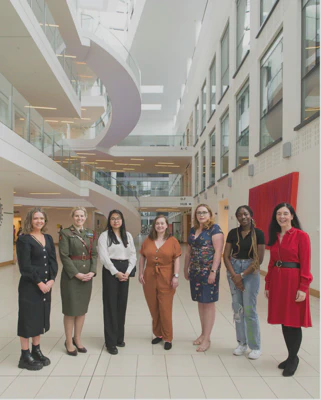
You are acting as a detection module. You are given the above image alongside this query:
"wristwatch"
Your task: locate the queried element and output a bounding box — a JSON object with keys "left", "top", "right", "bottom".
{"left": 240, "top": 272, "right": 245, "bottom": 279}
{"left": 210, "top": 269, "right": 217, "bottom": 273}
{"left": 173, "top": 273, "right": 179, "bottom": 278}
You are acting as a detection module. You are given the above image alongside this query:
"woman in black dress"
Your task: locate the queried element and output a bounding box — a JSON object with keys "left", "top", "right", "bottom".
{"left": 16, "top": 207, "right": 58, "bottom": 370}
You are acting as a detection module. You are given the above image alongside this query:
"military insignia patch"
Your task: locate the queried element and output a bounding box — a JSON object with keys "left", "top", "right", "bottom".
{"left": 86, "top": 232, "right": 94, "bottom": 238}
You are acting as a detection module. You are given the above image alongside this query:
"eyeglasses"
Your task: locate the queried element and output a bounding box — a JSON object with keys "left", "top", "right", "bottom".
{"left": 196, "top": 211, "right": 209, "bottom": 216}
{"left": 110, "top": 218, "right": 122, "bottom": 222}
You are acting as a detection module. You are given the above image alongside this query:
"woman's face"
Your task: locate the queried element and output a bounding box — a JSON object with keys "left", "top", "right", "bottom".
{"left": 236, "top": 208, "right": 252, "bottom": 228}
{"left": 196, "top": 206, "right": 210, "bottom": 224}
{"left": 110, "top": 213, "right": 123, "bottom": 230}
{"left": 276, "top": 206, "right": 293, "bottom": 228}
{"left": 73, "top": 210, "right": 87, "bottom": 228}
{"left": 155, "top": 217, "right": 168, "bottom": 235}
{"left": 32, "top": 212, "right": 46, "bottom": 231}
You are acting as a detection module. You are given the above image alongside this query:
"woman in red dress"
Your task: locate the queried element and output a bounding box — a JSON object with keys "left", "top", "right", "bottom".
{"left": 265, "top": 203, "right": 313, "bottom": 377}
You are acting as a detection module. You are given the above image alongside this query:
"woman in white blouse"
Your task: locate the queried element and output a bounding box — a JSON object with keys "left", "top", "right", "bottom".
{"left": 98, "top": 209, "right": 136, "bottom": 355}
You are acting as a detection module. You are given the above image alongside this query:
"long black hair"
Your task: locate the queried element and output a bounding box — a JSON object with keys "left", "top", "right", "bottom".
{"left": 106, "top": 209, "right": 129, "bottom": 247}
{"left": 234, "top": 205, "right": 260, "bottom": 273}
{"left": 268, "top": 203, "right": 302, "bottom": 246}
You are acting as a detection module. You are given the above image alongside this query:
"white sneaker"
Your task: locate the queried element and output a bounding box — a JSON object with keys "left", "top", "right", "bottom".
{"left": 233, "top": 344, "right": 247, "bottom": 356}
{"left": 248, "top": 349, "right": 262, "bottom": 360}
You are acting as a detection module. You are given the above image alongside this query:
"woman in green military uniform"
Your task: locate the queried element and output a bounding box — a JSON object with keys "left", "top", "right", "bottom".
{"left": 59, "top": 207, "right": 97, "bottom": 355}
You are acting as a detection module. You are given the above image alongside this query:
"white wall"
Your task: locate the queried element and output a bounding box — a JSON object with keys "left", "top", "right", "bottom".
{"left": 0, "top": 186, "right": 14, "bottom": 264}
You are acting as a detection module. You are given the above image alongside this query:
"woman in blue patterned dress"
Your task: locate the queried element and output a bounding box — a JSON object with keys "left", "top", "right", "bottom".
{"left": 184, "top": 204, "right": 224, "bottom": 352}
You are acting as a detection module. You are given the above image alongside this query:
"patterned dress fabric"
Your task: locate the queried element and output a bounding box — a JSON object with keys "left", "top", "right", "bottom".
{"left": 188, "top": 224, "right": 223, "bottom": 303}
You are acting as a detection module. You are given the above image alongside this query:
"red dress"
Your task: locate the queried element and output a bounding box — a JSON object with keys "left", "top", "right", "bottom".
{"left": 265, "top": 228, "right": 313, "bottom": 328}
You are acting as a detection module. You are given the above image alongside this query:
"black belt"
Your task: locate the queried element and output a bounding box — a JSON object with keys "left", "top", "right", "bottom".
{"left": 274, "top": 261, "right": 300, "bottom": 268}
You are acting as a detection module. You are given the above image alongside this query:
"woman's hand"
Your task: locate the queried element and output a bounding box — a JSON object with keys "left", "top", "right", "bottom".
{"left": 232, "top": 274, "right": 244, "bottom": 291}
{"left": 171, "top": 276, "right": 179, "bottom": 289}
{"left": 82, "top": 272, "right": 95, "bottom": 282}
{"left": 115, "top": 272, "right": 126, "bottom": 281}
{"left": 38, "top": 282, "right": 50, "bottom": 293}
{"left": 184, "top": 268, "right": 189, "bottom": 281}
{"left": 295, "top": 290, "right": 306, "bottom": 302}
{"left": 46, "top": 280, "right": 55, "bottom": 290}
{"left": 208, "top": 271, "right": 216, "bottom": 284}
{"left": 264, "top": 290, "right": 269, "bottom": 299}
{"left": 138, "top": 272, "right": 145, "bottom": 285}
{"left": 75, "top": 273, "right": 87, "bottom": 281}
{"left": 118, "top": 272, "right": 129, "bottom": 282}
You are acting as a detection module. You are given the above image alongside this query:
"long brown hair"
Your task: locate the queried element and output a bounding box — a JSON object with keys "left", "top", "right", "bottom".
{"left": 233, "top": 205, "right": 260, "bottom": 273}
{"left": 148, "top": 215, "right": 171, "bottom": 241}
{"left": 23, "top": 207, "right": 48, "bottom": 234}
{"left": 193, "top": 204, "right": 215, "bottom": 230}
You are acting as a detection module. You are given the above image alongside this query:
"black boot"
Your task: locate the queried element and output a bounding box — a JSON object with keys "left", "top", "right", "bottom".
{"left": 18, "top": 349, "right": 43, "bottom": 371}
{"left": 32, "top": 344, "right": 51, "bottom": 366}
{"left": 283, "top": 356, "right": 299, "bottom": 377}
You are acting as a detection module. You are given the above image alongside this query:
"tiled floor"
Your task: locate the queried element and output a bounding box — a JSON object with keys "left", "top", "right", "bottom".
{"left": 0, "top": 242, "right": 319, "bottom": 399}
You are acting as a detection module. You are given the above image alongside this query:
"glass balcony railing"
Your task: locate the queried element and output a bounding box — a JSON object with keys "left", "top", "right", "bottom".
{"left": 27, "top": 0, "right": 81, "bottom": 100}
{"left": 116, "top": 135, "right": 187, "bottom": 147}
{"left": 80, "top": 13, "right": 141, "bottom": 87}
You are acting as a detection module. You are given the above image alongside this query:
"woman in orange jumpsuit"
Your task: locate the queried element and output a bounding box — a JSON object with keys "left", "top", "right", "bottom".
{"left": 139, "top": 215, "right": 181, "bottom": 350}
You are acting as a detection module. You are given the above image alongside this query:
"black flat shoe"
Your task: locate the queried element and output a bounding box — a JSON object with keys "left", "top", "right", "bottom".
{"left": 278, "top": 359, "right": 288, "bottom": 369}
{"left": 18, "top": 353, "right": 43, "bottom": 371}
{"left": 151, "top": 337, "right": 162, "bottom": 345}
{"left": 283, "top": 356, "right": 299, "bottom": 377}
{"left": 164, "top": 342, "right": 172, "bottom": 350}
{"left": 72, "top": 338, "right": 87, "bottom": 353}
{"left": 117, "top": 341, "right": 126, "bottom": 347}
{"left": 32, "top": 348, "right": 51, "bottom": 366}
{"left": 107, "top": 345, "right": 118, "bottom": 355}
{"left": 65, "top": 341, "right": 78, "bottom": 356}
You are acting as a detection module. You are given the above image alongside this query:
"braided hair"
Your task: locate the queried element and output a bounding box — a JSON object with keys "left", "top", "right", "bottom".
{"left": 233, "top": 205, "right": 260, "bottom": 274}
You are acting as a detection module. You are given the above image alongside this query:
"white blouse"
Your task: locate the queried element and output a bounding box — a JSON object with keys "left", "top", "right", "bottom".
{"left": 98, "top": 230, "right": 137, "bottom": 275}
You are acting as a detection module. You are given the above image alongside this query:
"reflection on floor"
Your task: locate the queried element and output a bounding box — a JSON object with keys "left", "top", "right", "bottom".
{"left": 0, "top": 242, "right": 319, "bottom": 399}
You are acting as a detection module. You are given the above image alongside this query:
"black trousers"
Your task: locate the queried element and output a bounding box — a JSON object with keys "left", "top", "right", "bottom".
{"left": 102, "top": 260, "right": 129, "bottom": 347}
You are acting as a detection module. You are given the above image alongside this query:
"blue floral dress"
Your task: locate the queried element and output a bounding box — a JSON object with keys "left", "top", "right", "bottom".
{"left": 188, "top": 224, "right": 223, "bottom": 303}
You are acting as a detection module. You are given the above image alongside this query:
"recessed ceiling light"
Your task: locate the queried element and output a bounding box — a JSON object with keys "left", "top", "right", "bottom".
{"left": 15, "top": 204, "right": 22, "bottom": 207}
{"left": 76, "top": 62, "right": 86, "bottom": 65}
{"left": 29, "top": 192, "right": 61, "bottom": 195}
{"left": 61, "top": 121, "right": 74, "bottom": 124}
{"left": 141, "top": 85, "right": 164, "bottom": 94}
{"left": 56, "top": 54, "right": 76, "bottom": 58}
{"left": 96, "top": 167, "right": 106, "bottom": 169}
{"left": 19, "top": 118, "right": 25, "bottom": 121}
{"left": 128, "top": 163, "right": 141, "bottom": 166}
{"left": 40, "top": 23, "right": 59, "bottom": 27}
{"left": 81, "top": 108, "right": 87, "bottom": 111}
{"left": 131, "top": 158, "right": 144, "bottom": 161}
{"left": 142, "top": 104, "right": 162, "bottom": 111}
{"left": 76, "top": 153, "right": 96, "bottom": 155}
{"left": 123, "top": 168, "right": 135, "bottom": 170}
{"left": 157, "top": 172, "right": 171, "bottom": 174}
{"left": 81, "top": 118, "right": 91, "bottom": 120}
{"left": 24, "top": 106, "right": 57, "bottom": 110}
{"left": 155, "top": 165, "right": 180, "bottom": 168}
{"left": 110, "top": 170, "right": 123, "bottom": 172}
{"left": 158, "top": 162, "right": 175, "bottom": 165}
{"left": 78, "top": 75, "right": 93, "bottom": 78}
{"left": 45, "top": 120, "right": 59, "bottom": 123}
{"left": 82, "top": 162, "right": 98, "bottom": 164}
{"left": 96, "top": 160, "right": 113, "bottom": 162}
{"left": 115, "top": 163, "right": 128, "bottom": 166}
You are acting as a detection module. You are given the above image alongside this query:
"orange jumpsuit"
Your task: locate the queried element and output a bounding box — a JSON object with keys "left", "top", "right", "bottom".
{"left": 140, "top": 236, "right": 182, "bottom": 342}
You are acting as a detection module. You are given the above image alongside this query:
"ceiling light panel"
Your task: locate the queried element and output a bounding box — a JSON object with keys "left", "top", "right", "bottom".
{"left": 141, "top": 104, "right": 162, "bottom": 111}
{"left": 141, "top": 85, "right": 164, "bottom": 94}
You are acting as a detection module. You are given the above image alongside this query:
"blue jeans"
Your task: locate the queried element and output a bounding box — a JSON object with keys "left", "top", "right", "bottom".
{"left": 227, "top": 258, "right": 261, "bottom": 350}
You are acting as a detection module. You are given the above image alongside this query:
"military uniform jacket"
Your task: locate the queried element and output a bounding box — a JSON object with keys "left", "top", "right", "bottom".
{"left": 59, "top": 225, "right": 98, "bottom": 316}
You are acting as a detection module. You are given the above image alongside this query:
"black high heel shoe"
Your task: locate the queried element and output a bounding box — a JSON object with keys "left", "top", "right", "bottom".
{"left": 64, "top": 341, "right": 78, "bottom": 356}
{"left": 72, "top": 338, "right": 87, "bottom": 353}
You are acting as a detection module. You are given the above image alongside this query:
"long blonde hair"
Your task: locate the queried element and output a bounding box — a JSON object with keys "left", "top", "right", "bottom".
{"left": 193, "top": 204, "right": 215, "bottom": 230}
{"left": 23, "top": 207, "right": 48, "bottom": 234}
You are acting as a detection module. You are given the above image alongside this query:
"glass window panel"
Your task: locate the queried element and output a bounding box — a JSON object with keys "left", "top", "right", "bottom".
{"left": 202, "top": 81, "right": 207, "bottom": 130}
{"left": 195, "top": 153, "right": 199, "bottom": 195}
{"left": 260, "top": 33, "right": 283, "bottom": 149}
{"left": 221, "top": 26, "right": 229, "bottom": 96}
{"left": 220, "top": 113, "right": 229, "bottom": 177}
{"left": 201, "top": 144, "right": 206, "bottom": 191}
{"left": 236, "top": 82, "right": 250, "bottom": 166}
{"left": 236, "top": 0, "right": 250, "bottom": 68}
{"left": 210, "top": 58, "right": 216, "bottom": 114}
{"left": 260, "top": 0, "right": 277, "bottom": 24}
{"left": 194, "top": 98, "right": 200, "bottom": 142}
{"left": 210, "top": 130, "right": 216, "bottom": 185}
{"left": 302, "top": 0, "right": 320, "bottom": 120}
